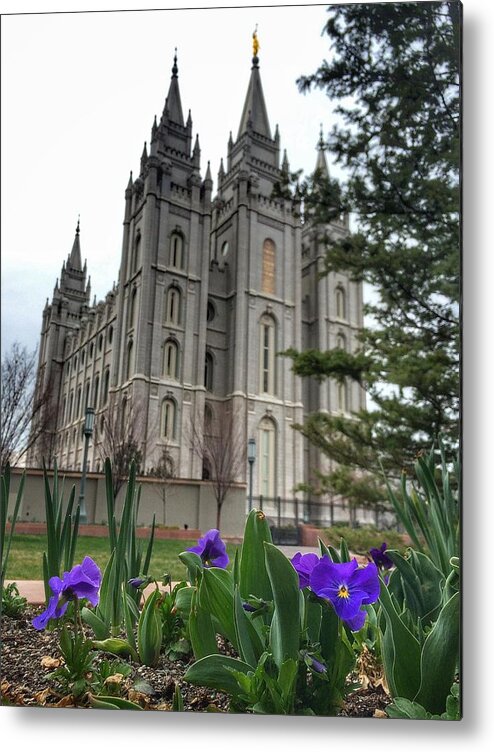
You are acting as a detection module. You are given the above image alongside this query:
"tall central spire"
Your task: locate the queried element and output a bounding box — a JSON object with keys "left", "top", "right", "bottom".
{"left": 164, "top": 49, "right": 184, "bottom": 126}
{"left": 237, "top": 30, "right": 272, "bottom": 139}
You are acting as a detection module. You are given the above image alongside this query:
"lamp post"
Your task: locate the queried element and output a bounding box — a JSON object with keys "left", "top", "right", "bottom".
{"left": 247, "top": 437, "right": 256, "bottom": 512}
{"left": 79, "top": 406, "right": 95, "bottom": 525}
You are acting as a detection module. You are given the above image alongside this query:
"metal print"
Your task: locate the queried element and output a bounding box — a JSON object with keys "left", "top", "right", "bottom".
{"left": 1, "top": 1, "right": 461, "bottom": 723}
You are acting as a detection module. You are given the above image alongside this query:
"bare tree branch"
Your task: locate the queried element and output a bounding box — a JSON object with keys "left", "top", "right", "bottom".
{"left": 188, "top": 402, "right": 246, "bottom": 530}
{"left": 95, "top": 392, "right": 144, "bottom": 499}
{"left": 1, "top": 342, "right": 55, "bottom": 471}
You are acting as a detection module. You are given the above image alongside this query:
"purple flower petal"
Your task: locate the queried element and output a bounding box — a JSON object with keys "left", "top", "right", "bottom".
{"left": 291, "top": 552, "right": 320, "bottom": 589}
{"left": 350, "top": 562, "right": 380, "bottom": 604}
{"left": 187, "top": 529, "right": 229, "bottom": 568}
{"left": 344, "top": 609, "right": 367, "bottom": 632}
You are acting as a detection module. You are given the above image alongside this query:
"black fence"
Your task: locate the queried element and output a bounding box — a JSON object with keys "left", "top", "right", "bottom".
{"left": 248, "top": 495, "right": 401, "bottom": 545}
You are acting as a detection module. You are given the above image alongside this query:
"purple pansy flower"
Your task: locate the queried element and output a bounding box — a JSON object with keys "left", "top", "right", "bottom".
{"left": 187, "top": 529, "right": 229, "bottom": 568}
{"left": 32, "top": 556, "right": 102, "bottom": 631}
{"left": 309, "top": 557, "right": 379, "bottom": 632}
{"left": 291, "top": 552, "right": 320, "bottom": 589}
{"left": 369, "top": 542, "right": 393, "bottom": 571}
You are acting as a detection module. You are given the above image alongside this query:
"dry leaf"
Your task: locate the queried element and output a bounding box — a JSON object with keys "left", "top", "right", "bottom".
{"left": 373, "top": 708, "right": 388, "bottom": 718}
{"left": 41, "top": 655, "right": 62, "bottom": 669}
{"left": 104, "top": 673, "right": 124, "bottom": 686}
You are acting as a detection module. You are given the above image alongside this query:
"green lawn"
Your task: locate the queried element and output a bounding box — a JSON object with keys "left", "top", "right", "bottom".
{"left": 5, "top": 535, "right": 240, "bottom": 582}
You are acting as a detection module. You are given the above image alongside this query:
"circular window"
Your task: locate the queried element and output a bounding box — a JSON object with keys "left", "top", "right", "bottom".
{"left": 207, "top": 301, "right": 215, "bottom": 322}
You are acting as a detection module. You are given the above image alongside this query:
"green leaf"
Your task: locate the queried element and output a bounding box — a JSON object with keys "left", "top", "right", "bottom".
{"left": 264, "top": 543, "right": 300, "bottom": 668}
{"left": 88, "top": 694, "right": 143, "bottom": 710}
{"left": 199, "top": 567, "right": 237, "bottom": 650}
{"left": 379, "top": 577, "right": 422, "bottom": 700}
{"left": 414, "top": 592, "right": 460, "bottom": 715}
{"left": 81, "top": 606, "right": 110, "bottom": 640}
{"left": 137, "top": 589, "right": 162, "bottom": 667}
{"left": 184, "top": 654, "right": 254, "bottom": 698}
{"left": 239, "top": 509, "right": 273, "bottom": 602}
{"left": 385, "top": 697, "right": 431, "bottom": 720}
{"left": 233, "top": 586, "right": 265, "bottom": 667}
{"left": 188, "top": 588, "right": 218, "bottom": 659}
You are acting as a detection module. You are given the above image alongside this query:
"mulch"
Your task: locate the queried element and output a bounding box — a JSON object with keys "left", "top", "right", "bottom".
{"left": 1, "top": 607, "right": 391, "bottom": 716}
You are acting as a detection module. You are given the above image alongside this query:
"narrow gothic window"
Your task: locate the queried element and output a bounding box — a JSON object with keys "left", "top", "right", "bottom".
{"left": 126, "top": 340, "right": 134, "bottom": 380}
{"left": 204, "top": 351, "right": 214, "bottom": 391}
{"left": 337, "top": 381, "right": 349, "bottom": 413}
{"left": 336, "top": 332, "right": 346, "bottom": 351}
{"left": 132, "top": 231, "right": 141, "bottom": 274}
{"left": 128, "top": 288, "right": 138, "bottom": 330}
{"left": 170, "top": 233, "right": 184, "bottom": 269}
{"left": 259, "top": 417, "right": 276, "bottom": 499}
{"left": 165, "top": 287, "right": 181, "bottom": 326}
{"left": 163, "top": 340, "right": 179, "bottom": 379}
{"left": 103, "top": 369, "right": 110, "bottom": 405}
{"left": 84, "top": 381, "right": 90, "bottom": 410}
{"left": 336, "top": 287, "right": 346, "bottom": 319}
{"left": 69, "top": 391, "right": 74, "bottom": 422}
{"left": 261, "top": 239, "right": 276, "bottom": 295}
{"left": 76, "top": 386, "right": 82, "bottom": 417}
{"left": 161, "top": 399, "right": 176, "bottom": 440}
{"left": 259, "top": 315, "right": 276, "bottom": 395}
{"left": 93, "top": 374, "right": 100, "bottom": 407}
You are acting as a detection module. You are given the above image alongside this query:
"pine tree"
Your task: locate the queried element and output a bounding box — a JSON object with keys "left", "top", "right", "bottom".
{"left": 286, "top": 2, "right": 461, "bottom": 501}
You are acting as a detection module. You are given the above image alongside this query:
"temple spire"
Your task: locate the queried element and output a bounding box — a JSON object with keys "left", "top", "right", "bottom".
{"left": 163, "top": 48, "right": 184, "bottom": 126}
{"left": 314, "top": 125, "right": 329, "bottom": 177}
{"left": 68, "top": 217, "right": 82, "bottom": 270}
{"left": 237, "top": 29, "right": 271, "bottom": 139}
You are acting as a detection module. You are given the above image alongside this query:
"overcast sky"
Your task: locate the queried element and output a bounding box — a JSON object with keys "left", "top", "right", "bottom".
{"left": 1, "top": 2, "right": 349, "bottom": 357}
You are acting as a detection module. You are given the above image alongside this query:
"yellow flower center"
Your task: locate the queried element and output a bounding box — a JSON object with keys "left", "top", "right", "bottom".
{"left": 337, "top": 585, "right": 350, "bottom": 599}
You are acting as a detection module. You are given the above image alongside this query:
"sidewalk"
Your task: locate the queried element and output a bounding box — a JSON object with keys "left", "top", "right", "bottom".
{"left": 5, "top": 546, "right": 322, "bottom": 606}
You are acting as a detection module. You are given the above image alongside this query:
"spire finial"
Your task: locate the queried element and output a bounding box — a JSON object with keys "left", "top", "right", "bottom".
{"left": 76, "top": 215, "right": 80, "bottom": 235}
{"left": 253, "top": 25, "right": 259, "bottom": 57}
{"left": 318, "top": 124, "right": 325, "bottom": 149}
{"left": 172, "top": 47, "right": 178, "bottom": 77}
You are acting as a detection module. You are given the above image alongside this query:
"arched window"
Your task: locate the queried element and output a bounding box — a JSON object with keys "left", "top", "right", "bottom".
{"left": 165, "top": 286, "right": 181, "bottom": 326}
{"left": 204, "top": 351, "right": 214, "bottom": 391}
{"left": 69, "top": 391, "right": 74, "bottom": 422}
{"left": 126, "top": 340, "right": 134, "bottom": 380}
{"left": 259, "top": 314, "right": 276, "bottom": 395}
{"left": 336, "top": 332, "right": 346, "bottom": 351}
{"left": 128, "top": 288, "right": 138, "bottom": 330}
{"left": 93, "top": 374, "right": 100, "bottom": 407}
{"left": 169, "top": 232, "right": 184, "bottom": 269}
{"left": 132, "top": 231, "right": 141, "bottom": 274}
{"left": 161, "top": 398, "right": 176, "bottom": 440}
{"left": 337, "top": 381, "right": 349, "bottom": 413}
{"left": 76, "top": 386, "right": 82, "bottom": 417}
{"left": 108, "top": 326, "right": 113, "bottom": 344}
{"left": 259, "top": 417, "right": 276, "bottom": 499}
{"left": 261, "top": 238, "right": 276, "bottom": 295}
{"left": 336, "top": 286, "right": 346, "bottom": 319}
{"left": 98, "top": 334, "right": 104, "bottom": 352}
{"left": 102, "top": 369, "right": 110, "bottom": 406}
{"left": 62, "top": 395, "right": 67, "bottom": 424}
{"left": 163, "top": 340, "right": 179, "bottom": 379}
{"left": 204, "top": 402, "right": 213, "bottom": 435}
{"left": 84, "top": 380, "right": 91, "bottom": 410}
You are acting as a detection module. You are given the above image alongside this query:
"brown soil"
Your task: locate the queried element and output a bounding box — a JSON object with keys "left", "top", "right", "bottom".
{"left": 1, "top": 607, "right": 391, "bottom": 717}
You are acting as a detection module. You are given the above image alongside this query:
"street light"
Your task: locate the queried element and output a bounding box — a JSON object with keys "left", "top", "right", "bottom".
{"left": 247, "top": 437, "right": 256, "bottom": 512}
{"left": 79, "top": 406, "right": 95, "bottom": 525}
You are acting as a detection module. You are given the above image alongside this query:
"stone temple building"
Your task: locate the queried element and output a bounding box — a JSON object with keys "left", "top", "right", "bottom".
{"left": 28, "top": 42, "right": 364, "bottom": 514}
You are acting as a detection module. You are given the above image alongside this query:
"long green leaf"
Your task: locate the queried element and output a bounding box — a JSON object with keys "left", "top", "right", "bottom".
{"left": 264, "top": 543, "right": 300, "bottom": 669}
{"left": 185, "top": 654, "right": 254, "bottom": 696}
{"left": 414, "top": 592, "right": 460, "bottom": 714}
{"left": 188, "top": 588, "right": 218, "bottom": 659}
{"left": 379, "top": 578, "right": 422, "bottom": 700}
{"left": 233, "top": 586, "right": 264, "bottom": 667}
{"left": 239, "top": 509, "right": 273, "bottom": 602}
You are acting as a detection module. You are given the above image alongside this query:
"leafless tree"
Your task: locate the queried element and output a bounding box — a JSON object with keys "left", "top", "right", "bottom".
{"left": 1, "top": 342, "right": 54, "bottom": 471}
{"left": 188, "top": 402, "right": 246, "bottom": 530}
{"left": 95, "top": 392, "right": 144, "bottom": 499}
{"left": 146, "top": 444, "right": 176, "bottom": 525}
